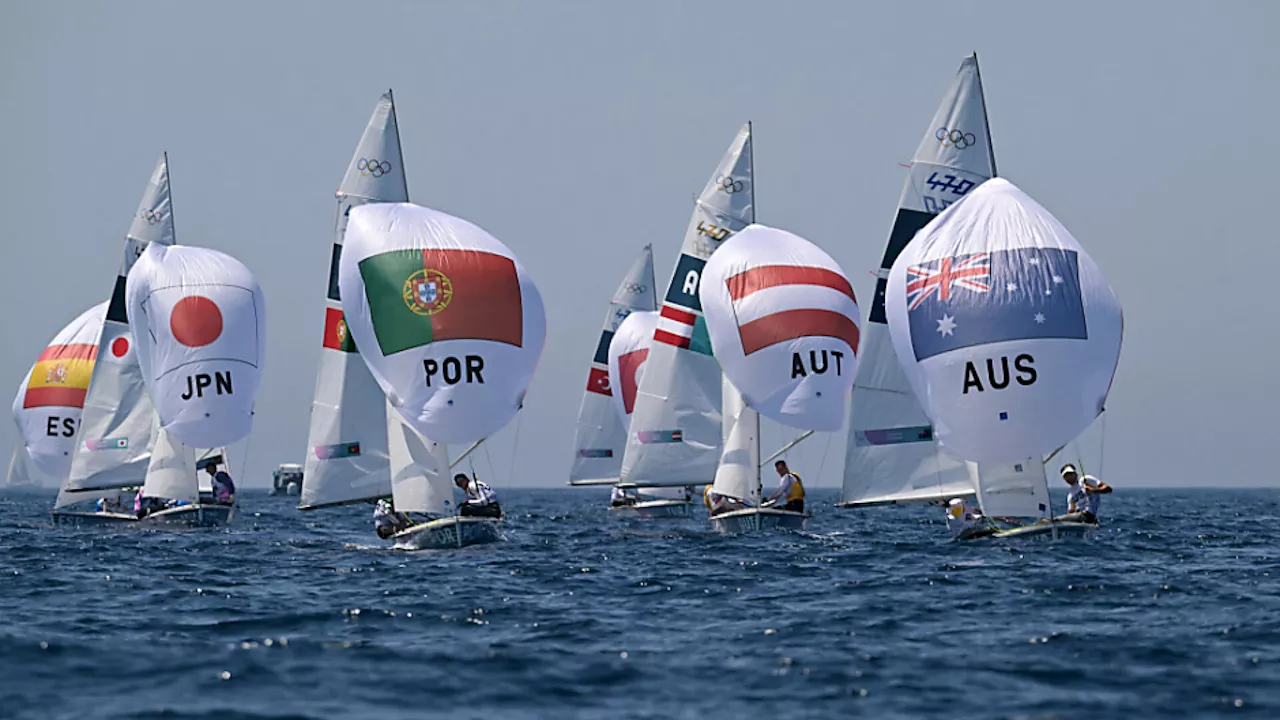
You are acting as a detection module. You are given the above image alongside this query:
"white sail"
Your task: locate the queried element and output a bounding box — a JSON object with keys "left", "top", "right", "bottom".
{"left": 140, "top": 428, "right": 199, "bottom": 504}
{"left": 6, "top": 446, "right": 47, "bottom": 489}
{"left": 970, "top": 457, "right": 1050, "bottom": 520}
{"left": 621, "top": 124, "right": 754, "bottom": 485}
{"left": 64, "top": 155, "right": 174, "bottom": 497}
{"left": 569, "top": 246, "right": 657, "bottom": 482}
{"left": 387, "top": 400, "right": 456, "bottom": 516}
{"left": 712, "top": 380, "right": 759, "bottom": 504}
{"left": 885, "top": 178, "right": 1123, "bottom": 463}
{"left": 841, "top": 55, "right": 995, "bottom": 507}
{"left": 300, "top": 91, "right": 408, "bottom": 509}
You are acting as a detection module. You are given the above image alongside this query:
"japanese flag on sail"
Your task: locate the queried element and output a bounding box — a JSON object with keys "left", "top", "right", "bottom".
{"left": 700, "top": 224, "right": 861, "bottom": 431}
{"left": 126, "top": 243, "right": 266, "bottom": 448}
{"left": 607, "top": 310, "right": 658, "bottom": 424}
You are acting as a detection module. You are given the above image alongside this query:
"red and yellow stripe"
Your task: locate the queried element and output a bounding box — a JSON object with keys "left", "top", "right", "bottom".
{"left": 24, "top": 343, "right": 97, "bottom": 408}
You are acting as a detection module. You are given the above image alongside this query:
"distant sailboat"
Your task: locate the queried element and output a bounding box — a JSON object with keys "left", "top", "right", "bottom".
{"left": 840, "top": 54, "right": 998, "bottom": 509}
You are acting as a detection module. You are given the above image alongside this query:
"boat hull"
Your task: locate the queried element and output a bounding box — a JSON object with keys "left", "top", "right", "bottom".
{"left": 141, "top": 503, "right": 236, "bottom": 528}
{"left": 50, "top": 511, "right": 140, "bottom": 527}
{"left": 992, "top": 521, "right": 1097, "bottom": 540}
{"left": 609, "top": 499, "right": 692, "bottom": 519}
{"left": 710, "top": 507, "right": 809, "bottom": 534}
{"left": 392, "top": 516, "right": 503, "bottom": 550}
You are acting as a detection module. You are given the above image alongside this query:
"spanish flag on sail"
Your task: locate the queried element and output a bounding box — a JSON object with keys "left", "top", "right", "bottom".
{"left": 24, "top": 343, "right": 97, "bottom": 408}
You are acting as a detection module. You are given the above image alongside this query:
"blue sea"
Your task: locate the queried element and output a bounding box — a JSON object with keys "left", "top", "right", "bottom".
{"left": 1, "top": 488, "right": 1278, "bottom": 719}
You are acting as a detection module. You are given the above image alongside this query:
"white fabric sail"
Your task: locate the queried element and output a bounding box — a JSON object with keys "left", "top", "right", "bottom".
{"left": 569, "top": 246, "right": 657, "bottom": 482}
{"left": 841, "top": 55, "right": 995, "bottom": 507}
{"left": 606, "top": 310, "right": 659, "bottom": 425}
{"left": 620, "top": 124, "right": 754, "bottom": 485}
{"left": 970, "top": 457, "right": 1050, "bottom": 520}
{"left": 885, "top": 178, "right": 1123, "bottom": 463}
{"left": 140, "top": 428, "right": 200, "bottom": 504}
{"left": 6, "top": 446, "right": 49, "bottom": 488}
{"left": 339, "top": 202, "right": 546, "bottom": 445}
{"left": 301, "top": 91, "right": 408, "bottom": 510}
{"left": 700, "top": 223, "right": 860, "bottom": 432}
{"left": 712, "top": 380, "right": 759, "bottom": 504}
{"left": 387, "top": 401, "right": 457, "bottom": 516}
{"left": 12, "top": 303, "right": 107, "bottom": 479}
{"left": 64, "top": 155, "right": 173, "bottom": 498}
{"left": 126, "top": 244, "right": 266, "bottom": 449}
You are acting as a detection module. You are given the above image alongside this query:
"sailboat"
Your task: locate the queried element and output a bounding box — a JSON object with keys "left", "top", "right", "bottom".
{"left": 123, "top": 242, "right": 266, "bottom": 527}
{"left": 52, "top": 155, "right": 174, "bottom": 524}
{"left": 337, "top": 202, "right": 546, "bottom": 550}
{"left": 5, "top": 446, "right": 48, "bottom": 489}
{"left": 840, "top": 54, "right": 997, "bottom": 509}
{"left": 298, "top": 90, "right": 407, "bottom": 514}
{"left": 699, "top": 224, "right": 862, "bottom": 533}
{"left": 883, "top": 178, "right": 1123, "bottom": 540}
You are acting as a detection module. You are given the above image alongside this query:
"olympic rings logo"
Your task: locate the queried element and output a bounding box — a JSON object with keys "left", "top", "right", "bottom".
{"left": 358, "top": 158, "right": 393, "bottom": 177}
{"left": 141, "top": 209, "right": 164, "bottom": 225}
{"left": 936, "top": 127, "right": 976, "bottom": 149}
{"left": 717, "top": 175, "right": 744, "bottom": 193}
{"left": 622, "top": 282, "right": 647, "bottom": 294}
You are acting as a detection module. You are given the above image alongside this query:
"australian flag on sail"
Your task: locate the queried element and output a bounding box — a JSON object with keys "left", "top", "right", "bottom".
{"left": 907, "top": 247, "right": 1087, "bottom": 361}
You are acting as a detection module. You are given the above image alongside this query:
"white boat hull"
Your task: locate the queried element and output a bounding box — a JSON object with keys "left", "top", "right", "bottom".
{"left": 50, "top": 511, "right": 140, "bottom": 527}
{"left": 392, "top": 516, "right": 503, "bottom": 550}
{"left": 141, "top": 503, "right": 236, "bottom": 528}
{"left": 709, "top": 507, "right": 809, "bottom": 534}
{"left": 992, "top": 521, "right": 1097, "bottom": 540}
{"left": 609, "top": 499, "right": 692, "bottom": 519}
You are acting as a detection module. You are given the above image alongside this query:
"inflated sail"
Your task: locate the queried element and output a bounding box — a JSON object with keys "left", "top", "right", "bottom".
{"left": 63, "top": 155, "right": 174, "bottom": 499}
{"left": 606, "top": 310, "right": 659, "bottom": 425}
{"left": 300, "top": 91, "right": 407, "bottom": 509}
{"left": 620, "top": 125, "right": 753, "bottom": 485}
{"left": 126, "top": 244, "right": 266, "bottom": 448}
{"left": 885, "top": 178, "right": 1123, "bottom": 463}
{"left": 11, "top": 303, "right": 107, "bottom": 479}
{"left": 569, "top": 246, "right": 657, "bottom": 483}
{"left": 841, "top": 55, "right": 996, "bottom": 507}
{"left": 700, "top": 224, "right": 860, "bottom": 432}
{"left": 339, "top": 202, "right": 546, "bottom": 445}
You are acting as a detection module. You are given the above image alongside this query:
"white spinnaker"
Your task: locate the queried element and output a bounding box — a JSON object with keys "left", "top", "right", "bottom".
{"left": 387, "top": 401, "right": 457, "bottom": 516}
{"left": 140, "top": 428, "right": 199, "bottom": 504}
{"left": 301, "top": 91, "right": 408, "bottom": 509}
{"left": 970, "top": 457, "right": 1050, "bottom": 520}
{"left": 570, "top": 246, "right": 657, "bottom": 482}
{"left": 12, "top": 303, "right": 106, "bottom": 479}
{"left": 63, "top": 155, "right": 174, "bottom": 500}
{"left": 842, "top": 55, "right": 995, "bottom": 507}
{"left": 620, "top": 124, "right": 754, "bottom": 485}
{"left": 339, "top": 203, "right": 546, "bottom": 445}
{"left": 700, "top": 224, "right": 860, "bottom": 432}
{"left": 885, "top": 178, "right": 1123, "bottom": 463}
{"left": 127, "top": 244, "right": 266, "bottom": 448}
{"left": 606, "top": 311, "right": 659, "bottom": 425}
{"left": 712, "top": 379, "right": 759, "bottom": 504}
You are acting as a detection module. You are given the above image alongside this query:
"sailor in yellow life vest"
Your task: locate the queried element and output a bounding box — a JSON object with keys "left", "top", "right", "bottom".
{"left": 762, "top": 460, "right": 805, "bottom": 513}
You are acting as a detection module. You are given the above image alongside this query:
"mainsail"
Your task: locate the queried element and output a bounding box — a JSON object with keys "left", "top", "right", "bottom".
{"left": 300, "top": 91, "right": 408, "bottom": 509}
{"left": 62, "top": 155, "right": 174, "bottom": 502}
{"left": 569, "top": 246, "right": 657, "bottom": 483}
{"left": 840, "top": 55, "right": 997, "bottom": 507}
{"left": 970, "top": 458, "right": 1051, "bottom": 520}
{"left": 386, "top": 400, "right": 456, "bottom": 516}
{"left": 712, "top": 377, "right": 760, "bottom": 504}
{"left": 620, "top": 124, "right": 754, "bottom": 486}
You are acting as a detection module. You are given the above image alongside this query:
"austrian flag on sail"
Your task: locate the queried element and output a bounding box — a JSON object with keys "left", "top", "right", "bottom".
{"left": 700, "top": 224, "right": 860, "bottom": 431}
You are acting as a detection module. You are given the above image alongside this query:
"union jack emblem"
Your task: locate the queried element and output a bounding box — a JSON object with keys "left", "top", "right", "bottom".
{"left": 906, "top": 253, "right": 991, "bottom": 311}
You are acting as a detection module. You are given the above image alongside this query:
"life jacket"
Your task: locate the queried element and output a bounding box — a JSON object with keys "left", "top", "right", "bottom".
{"left": 703, "top": 485, "right": 714, "bottom": 511}
{"left": 785, "top": 473, "right": 805, "bottom": 502}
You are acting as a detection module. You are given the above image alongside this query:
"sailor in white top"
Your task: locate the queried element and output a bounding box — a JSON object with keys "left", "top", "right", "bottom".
{"left": 610, "top": 486, "right": 637, "bottom": 507}
{"left": 454, "top": 473, "right": 502, "bottom": 518}
{"left": 946, "top": 497, "right": 995, "bottom": 540}
{"left": 1059, "top": 464, "right": 1111, "bottom": 523}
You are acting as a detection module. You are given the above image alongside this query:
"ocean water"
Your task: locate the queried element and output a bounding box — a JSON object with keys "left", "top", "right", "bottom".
{"left": 1, "top": 487, "right": 1278, "bottom": 720}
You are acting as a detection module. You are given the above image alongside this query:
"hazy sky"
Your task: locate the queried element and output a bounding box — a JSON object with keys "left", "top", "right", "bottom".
{"left": 3, "top": 1, "right": 1277, "bottom": 489}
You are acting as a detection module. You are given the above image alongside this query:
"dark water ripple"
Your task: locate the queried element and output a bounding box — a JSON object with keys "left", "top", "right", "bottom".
{"left": 1, "top": 488, "right": 1278, "bottom": 719}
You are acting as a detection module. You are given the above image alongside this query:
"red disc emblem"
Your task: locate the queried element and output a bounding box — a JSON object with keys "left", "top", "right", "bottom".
{"left": 111, "top": 336, "right": 131, "bottom": 358}
{"left": 170, "top": 296, "right": 223, "bottom": 347}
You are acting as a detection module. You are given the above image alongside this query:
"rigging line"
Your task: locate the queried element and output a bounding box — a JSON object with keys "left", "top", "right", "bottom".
{"left": 508, "top": 411, "right": 524, "bottom": 488}
{"left": 815, "top": 432, "right": 832, "bottom": 487}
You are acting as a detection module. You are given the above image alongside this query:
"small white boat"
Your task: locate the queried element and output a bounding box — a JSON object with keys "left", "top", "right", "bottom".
{"left": 392, "top": 515, "right": 503, "bottom": 550}
{"left": 610, "top": 497, "right": 693, "bottom": 519}
{"left": 709, "top": 506, "right": 808, "bottom": 534}
{"left": 992, "top": 520, "right": 1096, "bottom": 540}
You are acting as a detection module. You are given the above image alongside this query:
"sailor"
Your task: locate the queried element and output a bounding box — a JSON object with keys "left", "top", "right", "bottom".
{"left": 1059, "top": 464, "right": 1111, "bottom": 524}
{"left": 946, "top": 497, "right": 995, "bottom": 540}
{"left": 374, "top": 497, "right": 411, "bottom": 539}
{"left": 610, "top": 486, "right": 637, "bottom": 507}
{"left": 762, "top": 460, "right": 805, "bottom": 513}
{"left": 455, "top": 473, "right": 502, "bottom": 518}
{"left": 682, "top": 486, "right": 694, "bottom": 502}
{"left": 206, "top": 463, "right": 236, "bottom": 505}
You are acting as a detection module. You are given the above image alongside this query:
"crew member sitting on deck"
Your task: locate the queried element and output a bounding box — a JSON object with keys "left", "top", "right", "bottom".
{"left": 610, "top": 486, "right": 637, "bottom": 507}
{"left": 455, "top": 473, "right": 502, "bottom": 518}
{"left": 762, "top": 460, "right": 805, "bottom": 513}
{"left": 1058, "top": 464, "right": 1111, "bottom": 524}
{"left": 207, "top": 463, "right": 236, "bottom": 505}
{"left": 374, "top": 497, "right": 411, "bottom": 539}
{"left": 946, "top": 497, "right": 996, "bottom": 540}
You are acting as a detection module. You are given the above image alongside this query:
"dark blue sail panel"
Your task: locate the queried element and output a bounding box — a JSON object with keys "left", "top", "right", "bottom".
{"left": 906, "top": 247, "right": 1086, "bottom": 361}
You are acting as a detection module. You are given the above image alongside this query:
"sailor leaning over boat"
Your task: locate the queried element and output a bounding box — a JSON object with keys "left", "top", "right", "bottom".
{"left": 761, "top": 460, "right": 805, "bottom": 513}
{"left": 1057, "top": 464, "right": 1111, "bottom": 524}
{"left": 455, "top": 473, "right": 501, "bottom": 518}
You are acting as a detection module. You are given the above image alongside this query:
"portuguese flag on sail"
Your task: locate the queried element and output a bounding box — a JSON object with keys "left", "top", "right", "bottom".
{"left": 359, "top": 248, "right": 524, "bottom": 355}
{"left": 322, "top": 307, "right": 358, "bottom": 352}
